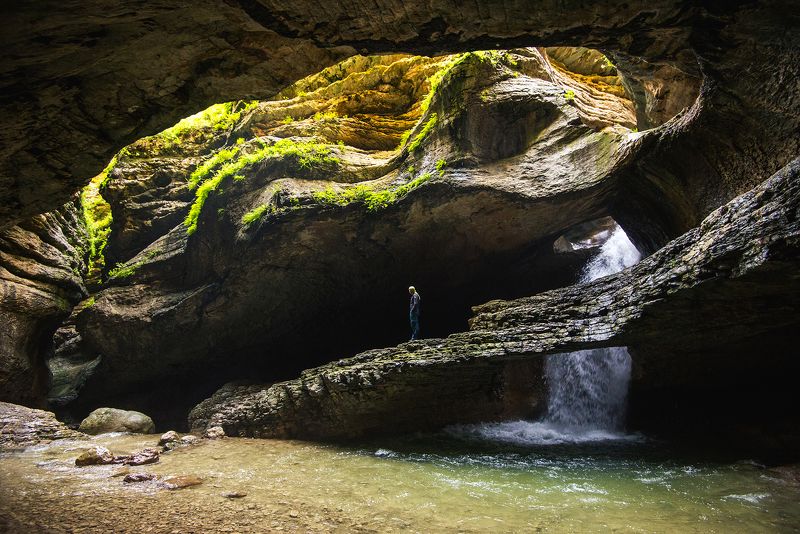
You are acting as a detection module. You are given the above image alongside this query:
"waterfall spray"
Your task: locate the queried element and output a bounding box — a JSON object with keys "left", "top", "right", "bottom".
{"left": 450, "top": 223, "right": 641, "bottom": 445}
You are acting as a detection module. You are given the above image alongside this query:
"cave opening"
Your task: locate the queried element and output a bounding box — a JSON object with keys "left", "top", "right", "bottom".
{"left": 44, "top": 45, "right": 706, "bottom": 432}
{"left": 3, "top": 3, "right": 800, "bottom": 531}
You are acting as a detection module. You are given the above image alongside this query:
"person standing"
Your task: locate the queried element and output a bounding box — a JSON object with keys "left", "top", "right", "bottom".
{"left": 408, "top": 286, "right": 421, "bottom": 340}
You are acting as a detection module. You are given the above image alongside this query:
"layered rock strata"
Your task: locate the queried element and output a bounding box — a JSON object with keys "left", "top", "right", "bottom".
{"left": 189, "top": 158, "right": 800, "bottom": 439}
{"left": 67, "top": 51, "right": 637, "bottom": 415}
{"left": 4, "top": 0, "right": 797, "bottom": 238}
{"left": 0, "top": 202, "right": 88, "bottom": 406}
{"left": 0, "top": 401, "right": 85, "bottom": 452}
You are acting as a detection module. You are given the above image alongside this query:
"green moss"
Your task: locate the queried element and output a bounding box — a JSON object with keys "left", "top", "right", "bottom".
{"left": 107, "top": 262, "right": 138, "bottom": 279}
{"left": 166, "top": 101, "right": 256, "bottom": 139}
{"left": 419, "top": 54, "right": 467, "bottom": 114}
{"left": 81, "top": 168, "right": 114, "bottom": 279}
{"left": 395, "top": 172, "right": 432, "bottom": 197}
{"left": 107, "top": 248, "right": 162, "bottom": 280}
{"left": 397, "top": 129, "right": 413, "bottom": 150}
{"left": 74, "top": 296, "right": 96, "bottom": 313}
{"left": 564, "top": 89, "right": 576, "bottom": 102}
{"left": 281, "top": 115, "right": 294, "bottom": 125}
{"left": 185, "top": 139, "right": 339, "bottom": 235}
{"left": 98, "top": 155, "right": 120, "bottom": 189}
{"left": 122, "top": 101, "right": 258, "bottom": 159}
{"left": 189, "top": 146, "right": 241, "bottom": 190}
{"left": 313, "top": 110, "right": 339, "bottom": 122}
{"left": 313, "top": 172, "right": 433, "bottom": 212}
{"left": 241, "top": 204, "right": 275, "bottom": 225}
{"left": 407, "top": 113, "right": 438, "bottom": 153}
{"left": 435, "top": 159, "right": 447, "bottom": 176}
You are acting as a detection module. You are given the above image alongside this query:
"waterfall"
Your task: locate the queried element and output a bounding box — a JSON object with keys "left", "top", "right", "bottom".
{"left": 543, "top": 226, "right": 641, "bottom": 433}
{"left": 448, "top": 224, "right": 642, "bottom": 445}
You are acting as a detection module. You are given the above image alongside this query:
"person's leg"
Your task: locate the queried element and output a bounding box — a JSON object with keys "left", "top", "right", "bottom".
{"left": 410, "top": 315, "right": 419, "bottom": 340}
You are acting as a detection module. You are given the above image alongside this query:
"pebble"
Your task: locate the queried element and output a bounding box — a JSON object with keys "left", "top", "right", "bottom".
{"left": 180, "top": 435, "right": 200, "bottom": 445}
{"left": 222, "top": 491, "right": 247, "bottom": 499}
{"left": 158, "top": 430, "right": 179, "bottom": 446}
{"left": 75, "top": 446, "right": 115, "bottom": 466}
{"left": 205, "top": 426, "right": 226, "bottom": 439}
{"left": 123, "top": 447, "right": 160, "bottom": 466}
{"left": 123, "top": 473, "right": 156, "bottom": 483}
{"left": 162, "top": 475, "right": 203, "bottom": 490}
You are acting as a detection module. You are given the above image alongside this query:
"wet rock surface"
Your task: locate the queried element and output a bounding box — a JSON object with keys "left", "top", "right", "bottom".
{"left": 122, "top": 472, "right": 156, "bottom": 483}
{"left": 0, "top": 402, "right": 85, "bottom": 451}
{"left": 0, "top": 1, "right": 797, "bottom": 451}
{"left": 74, "top": 446, "right": 115, "bottom": 466}
{"left": 190, "top": 158, "right": 800, "bottom": 439}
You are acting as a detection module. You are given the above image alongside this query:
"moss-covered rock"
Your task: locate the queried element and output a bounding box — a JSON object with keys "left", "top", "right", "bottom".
{"left": 62, "top": 48, "right": 636, "bottom": 418}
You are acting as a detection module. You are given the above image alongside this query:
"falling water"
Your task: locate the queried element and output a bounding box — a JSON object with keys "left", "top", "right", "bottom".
{"left": 451, "top": 224, "right": 642, "bottom": 445}
{"left": 543, "top": 226, "right": 641, "bottom": 433}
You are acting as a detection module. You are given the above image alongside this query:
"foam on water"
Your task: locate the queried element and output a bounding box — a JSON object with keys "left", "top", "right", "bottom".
{"left": 453, "top": 224, "right": 642, "bottom": 446}
{"left": 447, "top": 419, "right": 642, "bottom": 446}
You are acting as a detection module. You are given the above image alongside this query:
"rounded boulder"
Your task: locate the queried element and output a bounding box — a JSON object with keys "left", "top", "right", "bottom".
{"left": 78, "top": 407, "right": 155, "bottom": 435}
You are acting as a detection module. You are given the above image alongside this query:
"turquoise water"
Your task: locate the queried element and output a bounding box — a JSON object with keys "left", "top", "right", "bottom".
{"left": 1, "top": 430, "right": 798, "bottom": 532}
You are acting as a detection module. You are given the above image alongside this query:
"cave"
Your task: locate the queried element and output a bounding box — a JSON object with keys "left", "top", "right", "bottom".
{"left": 42, "top": 47, "right": 670, "bottom": 428}
{"left": 1, "top": 1, "right": 800, "bottom": 531}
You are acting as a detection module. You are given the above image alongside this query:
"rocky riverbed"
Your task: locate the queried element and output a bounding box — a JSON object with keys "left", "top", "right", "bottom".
{"left": 2, "top": 429, "right": 800, "bottom": 533}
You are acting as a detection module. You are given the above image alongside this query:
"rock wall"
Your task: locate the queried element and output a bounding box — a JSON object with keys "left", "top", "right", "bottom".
{"left": 68, "top": 50, "right": 636, "bottom": 418}
{"left": 0, "top": 202, "right": 88, "bottom": 406}
{"left": 189, "top": 158, "right": 800, "bottom": 439}
{"left": 1, "top": 1, "right": 798, "bottom": 437}
{"left": 2, "top": 1, "right": 797, "bottom": 237}
{"left": 0, "top": 402, "right": 85, "bottom": 452}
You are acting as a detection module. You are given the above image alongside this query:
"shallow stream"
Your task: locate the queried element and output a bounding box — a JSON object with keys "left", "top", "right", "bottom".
{"left": 1, "top": 431, "right": 798, "bottom": 533}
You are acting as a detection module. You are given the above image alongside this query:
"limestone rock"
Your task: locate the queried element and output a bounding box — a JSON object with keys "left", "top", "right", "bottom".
{"left": 70, "top": 50, "right": 631, "bottom": 414}
{"left": 75, "top": 446, "right": 115, "bottom": 467}
{"left": 0, "top": 200, "right": 89, "bottom": 405}
{"left": 189, "top": 158, "right": 800, "bottom": 439}
{"left": 78, "top": 408, "right": 155, "bottom": 435}
{"left": 1, "top": 1, "right": 798, "bottom": 437}
{"left": 1, "top": 1, "right": 797, "bottom": 245}
{"left": 204, "top": 426, "right": 225, "bottom": 440}
{"left": 0, "top": 402, "right": 85, "bottom": 451}
{"left": 123, "top": 473, "right": 157, "bottom": 483}
{"left": 120, "top": 447, "right": 160, "bottom": 466}
{"left": 158, "top": 430, "right": 180, "bottom": 447}
{"left": 47, "top": 310, "right": 102, "bottom": 406}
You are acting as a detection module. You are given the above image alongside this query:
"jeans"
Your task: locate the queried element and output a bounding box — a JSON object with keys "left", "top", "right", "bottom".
{"left": 409, "top": 314, "right": 420, "bottom": 340}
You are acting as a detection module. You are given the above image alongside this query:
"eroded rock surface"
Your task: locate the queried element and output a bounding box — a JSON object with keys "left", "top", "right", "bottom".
{"left": 2, "top": 1, "right": 797, "bottom": 240}
{"left": 0, "top": 201, "right": 88, "bottom": 405}
{"left": 62, "top": 50, "right": 636, "bottom": 417}
{"left": 190, "top": 158, "right": 800, "bottom": 439}
{"left": 0, "top": 401, "right": 84, "bottom": 451}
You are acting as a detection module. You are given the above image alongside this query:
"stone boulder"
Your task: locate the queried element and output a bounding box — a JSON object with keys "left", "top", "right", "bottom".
{"left": 78, "top": 407, "right": 155, "bottom": 435}
{"left": 75, "top": 446, "right": 115, "bottom": 466}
